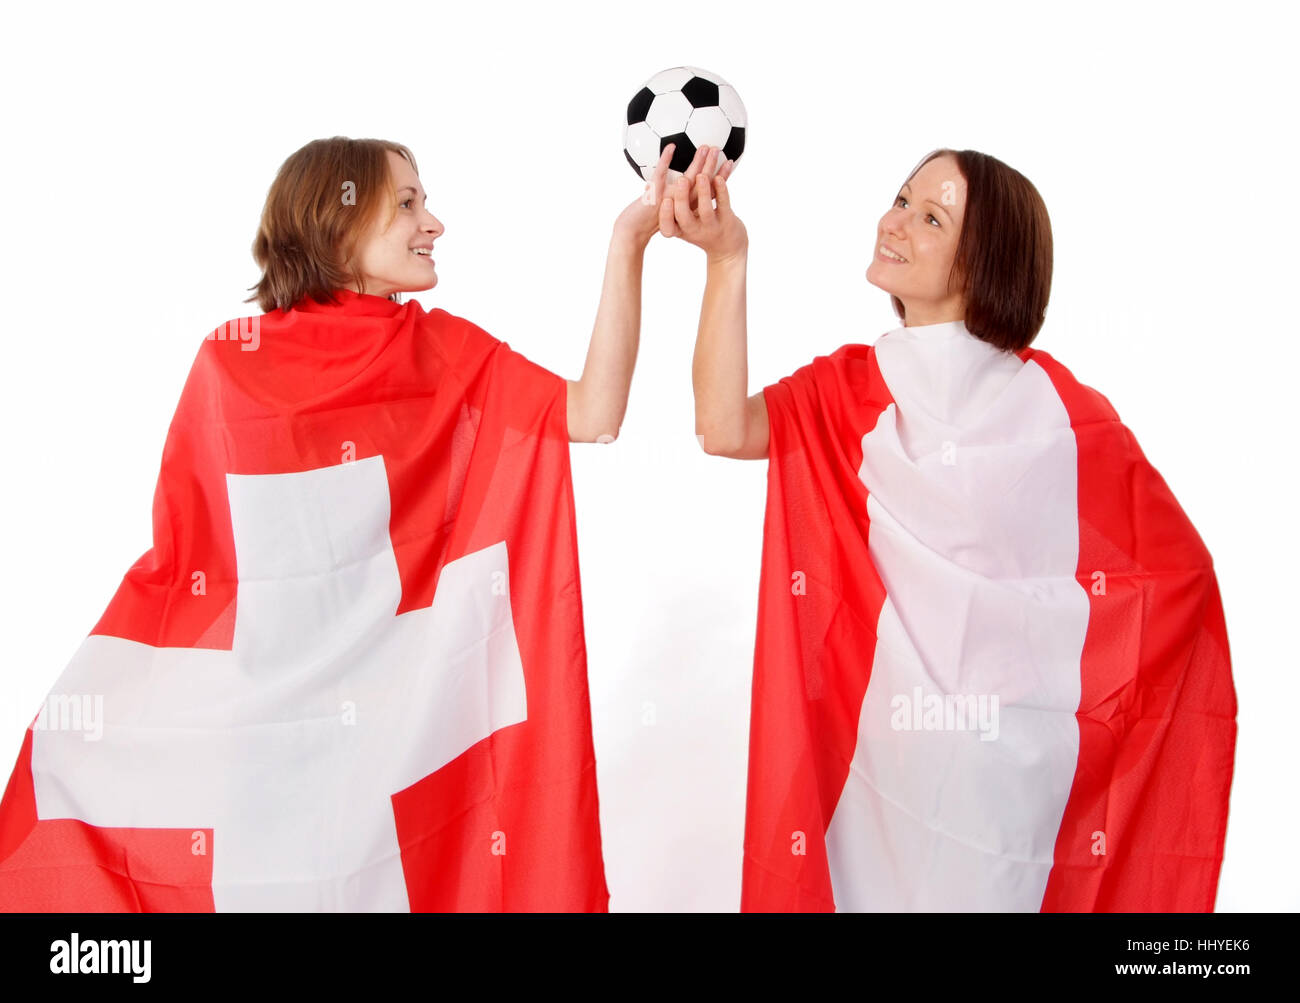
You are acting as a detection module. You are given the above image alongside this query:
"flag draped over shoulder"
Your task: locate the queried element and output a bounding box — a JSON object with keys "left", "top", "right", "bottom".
{"left": 742, "top": 319, "right": 1236, "bottom": 912}
{"left": 0, "top": 289, "right": 609, "bottom": 912}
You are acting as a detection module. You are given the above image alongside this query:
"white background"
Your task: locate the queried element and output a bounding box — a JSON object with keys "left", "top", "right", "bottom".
{"left": 0, "top": 0, "right": 1294, "bottom": 911}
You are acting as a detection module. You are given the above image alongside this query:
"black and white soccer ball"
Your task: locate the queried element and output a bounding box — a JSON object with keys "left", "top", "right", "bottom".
{"left": 623, "top": 66, "right": 747, "bottom": 182}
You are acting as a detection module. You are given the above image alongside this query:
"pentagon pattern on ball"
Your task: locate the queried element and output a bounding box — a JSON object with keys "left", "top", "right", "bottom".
{"left": 656, "top": 133, "right": 697, "bottom": 173}
{"left": 623, "top": 65, "right": 748, "bottom": 181}
{"left": 626, "top": 86, "right": 655, "bottom": 124}
{"left": 681, "top": 75, "right": 720, "bottom": 110}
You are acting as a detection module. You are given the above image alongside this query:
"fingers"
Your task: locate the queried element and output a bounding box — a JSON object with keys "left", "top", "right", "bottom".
{"left": 654, "top": 143, "right": 674, "bottom": 183}
{"left": 686, "top": 145, "right": 728, "bottom": 184}
{"left": 666, "top": 146, "right": 704, "bottom": 216}
{"left": 658, "top": 145, "right": 734, "bottom": 240}
{"left": 703, "top": 146, "right": 721, "bottom": 178}
{"left": 659, "top": 189, "right": 678, "bottom": 238}
{"left": 696, "top": 170, "right": 716, "bottom": 224}
{"left": 714, "top": 171, "right": 731, "bottom": 215}
{"left": 643, "top": 143, "right": 675, "bottom": 205}
{"left": 681, "top": 143, "right": 709, "bottom": 185}
{"left": 682, "top": 146, "right": 722, "bottom": 212}
{"left": 671, "top": 173, "right": 700, "bottom": 235}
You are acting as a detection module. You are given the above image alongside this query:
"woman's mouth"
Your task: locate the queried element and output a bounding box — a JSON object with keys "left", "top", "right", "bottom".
{"left": 878, "top": 244, "right": 908, "bottom": 263}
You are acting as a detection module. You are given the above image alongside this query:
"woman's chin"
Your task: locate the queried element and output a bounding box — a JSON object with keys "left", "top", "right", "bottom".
{"left": 397, "top": 274, "right": 437, "bottom": 294}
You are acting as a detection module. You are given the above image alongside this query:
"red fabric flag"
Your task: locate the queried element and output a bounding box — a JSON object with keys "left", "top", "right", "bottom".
{"left": 741, "top": 320, "right": 1236, "bottom": 912}
{"left": 0, "top": 289, "right": 609, "bottom": 911}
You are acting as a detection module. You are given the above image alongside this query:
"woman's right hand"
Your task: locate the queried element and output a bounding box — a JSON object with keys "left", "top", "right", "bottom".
{"left": 659, "top": 146, "right": 748, "bottom": 266}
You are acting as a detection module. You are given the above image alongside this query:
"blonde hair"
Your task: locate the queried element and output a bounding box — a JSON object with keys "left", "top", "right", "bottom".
{"left": 246, "top": 136, "right": 419, "bottom": 312}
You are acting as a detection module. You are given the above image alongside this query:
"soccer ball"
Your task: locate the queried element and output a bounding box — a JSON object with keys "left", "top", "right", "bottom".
{"left": 623, "top": 66, "right": 747, "bottom": 182}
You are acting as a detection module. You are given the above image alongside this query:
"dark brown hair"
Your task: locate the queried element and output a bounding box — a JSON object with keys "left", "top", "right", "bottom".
{"left": 245, "top": 137, "right": 419, "bottom": 313}
{"left": 891, "top": 149, "right": 1052, "bottom": 352}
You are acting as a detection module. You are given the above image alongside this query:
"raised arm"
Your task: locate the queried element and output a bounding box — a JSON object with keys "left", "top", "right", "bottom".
{"left": 661, "top": 153, "right": 767, "bottom": 460}
{"left": 692, "top": 252, "right": 768, "bottom": 459}
{"left": 567, "top": 144, "right": 732, "bottom": 443}
{"left": 565, "top": 144, "right": 677, "bottom": 443}
{"left": 565, "top": 228, "right": 647, "bottom": 443}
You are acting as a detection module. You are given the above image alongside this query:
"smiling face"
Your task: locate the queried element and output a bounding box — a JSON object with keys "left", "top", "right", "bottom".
{"left": 343, "top": 150, "right": 444, "bottom": 298}
{"left": 866, "top": 154, "right": 968, "bottom": 326}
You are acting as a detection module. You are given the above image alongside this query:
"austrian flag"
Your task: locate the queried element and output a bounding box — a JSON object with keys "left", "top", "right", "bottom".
{"left": 0, "top": 290, "right": 609, "bottom": 911}
{"left": 742, "top": 319, "right": 1237, "bottom": 912}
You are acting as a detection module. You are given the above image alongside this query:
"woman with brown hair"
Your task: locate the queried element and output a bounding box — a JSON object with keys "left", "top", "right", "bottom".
{"left": 0, "top": 135, "right": 729, "bottom": 912}
{"left": 667, "top": 147, "right": 1237, "bottom": 912}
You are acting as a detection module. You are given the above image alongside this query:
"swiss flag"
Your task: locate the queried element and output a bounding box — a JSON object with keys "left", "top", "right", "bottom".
{"left": 741, "top": 322, "right": 1236, "bottom": 912}
{"left": 0, "top": 289, "right": 609, "bottom": 911}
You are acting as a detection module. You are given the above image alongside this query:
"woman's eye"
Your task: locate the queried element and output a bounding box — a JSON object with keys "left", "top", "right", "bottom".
{"left": 895, "top": 195, "right": 940, "bottom": 226}
{"left": 399, "top": 199, "right": 413, "bottom": 209}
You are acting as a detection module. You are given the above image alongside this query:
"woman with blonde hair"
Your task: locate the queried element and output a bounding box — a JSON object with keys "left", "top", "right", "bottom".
{"left": 0, "top": 135, "right": 726, "bottom": 912}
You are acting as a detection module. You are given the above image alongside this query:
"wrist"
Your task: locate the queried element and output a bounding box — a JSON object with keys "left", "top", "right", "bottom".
{"left": 706, "top": 244, "right": 748, "bottom": 271}
{"left": 611, "top": 221, "right": 651, "bottom": 255}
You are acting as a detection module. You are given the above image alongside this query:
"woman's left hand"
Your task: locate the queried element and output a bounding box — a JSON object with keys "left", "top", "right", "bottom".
{"left": 614, "top": 144, "right": 734, "bottom": 249}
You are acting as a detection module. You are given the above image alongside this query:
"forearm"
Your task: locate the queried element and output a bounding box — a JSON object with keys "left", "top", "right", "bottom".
{"left": 692, "top": 250, "right": 749, "bottom": 452}
{"left": 571, "top": 229, "right": 645, "bottom": 442}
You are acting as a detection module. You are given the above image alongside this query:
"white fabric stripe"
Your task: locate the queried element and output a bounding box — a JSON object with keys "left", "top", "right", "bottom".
{"left": 825, "top": 321, "right": 1090, "bottom": 911}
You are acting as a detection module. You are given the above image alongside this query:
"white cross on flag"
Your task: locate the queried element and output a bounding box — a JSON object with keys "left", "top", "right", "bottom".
{"left": 0, "top": 290, "right": 609, "bottom": 911}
